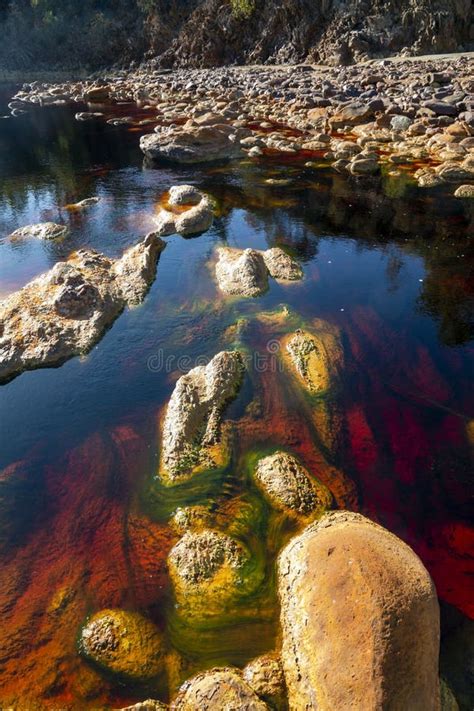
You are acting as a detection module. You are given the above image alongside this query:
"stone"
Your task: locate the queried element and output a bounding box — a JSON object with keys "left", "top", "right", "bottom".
{"left": 262, "top": 247, "right": 303, "bottom": 281}
{"left": 242, "top": 654, "right": 287, "bottom": 710}
{"left": 423, "top": 101, "right": 458, "bottom": 116}
{"left": 8, "top": 222, "right": 68, "bottom": 241}
{"left": 390, "top": 115, "right": 413, "bottom": 132}
{"left": 278, "top": 511, "right": 440, "bottom": 711}
{"left": 454, "top": 184, "right": 474, "bottom": 198}
{"left": 171, "top": 667, "right": 269, "bottom": 710}
{"left": 168, "top": 530, "right": 261, "bottom": 618}
{"left": 283, "top": 321, "right": 344, "bottom": 396}
{"left": 79, "top": 609, "right": 164, "bottom": 681}
{"left": 174, "top": 198, "right": 214, "bottom": 235}
{"left": 215, "top": 247, "right": 269, "bottom": 297}
{"left": 159, "top": 350, "right": 244, "bottom": 484}
{"left": 154, "top": 187, "right": 214, "bottom": 236}
{"left": 65, "top": 197, "right": 101, "bottom": 210}
{"left": 140, "top": 123, "right": 242, "bottom": 164}
{"left": 168, "top": 185, "right": 202, "bottom": 206}
{"left": 0, "top": 235, "right": 165, "bottom": 382}
{"left": 349, "top": 158, "right": 380, "bottom": 175}
{"left": 254, "top": 451, "right": 332, "bottom": 522}
{"left": 83, "top": 85, "right": 110, "bottom": 102}
{"left": 329, "top": 102, "right": 374, "bottom": 129}
{"left": 118, "top": 701, "right": 167, "bottom": 711}
{"left": 439, "top": 679, "right": 459, "bottom": 711}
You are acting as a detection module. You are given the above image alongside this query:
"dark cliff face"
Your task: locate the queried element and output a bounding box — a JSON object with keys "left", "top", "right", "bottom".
{"left": 157, "top": 0, "right": 473, "bottom": 67}
{"left": 0, "top": 0, "right": 472, "bottom": 71}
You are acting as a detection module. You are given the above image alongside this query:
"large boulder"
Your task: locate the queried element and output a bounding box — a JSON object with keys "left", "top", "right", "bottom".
{"left": 282, "top": 321, "right": 344, "bottom": 396}
{"left": 171, "top": 667, "right": 269, "bottom": 710}
{"left": 278, "top": 511, "right": 440, "bottom": 711}
{"left": 167, "top": 529, "right": 262, "bottom": 620}
{"left": 0, "top": 234, "right": 165, "bottom": 382}
{"left": 159, "top": 350, "right": 244, "bottom": 484}
{"left": 79, "top": 609, "right": 164, "bottom": 681}
{"left": 254, "top": 451, "right": 332, "bottom": 523}
{"left": 140, "top": 122, "right": 243, "bottom": 164}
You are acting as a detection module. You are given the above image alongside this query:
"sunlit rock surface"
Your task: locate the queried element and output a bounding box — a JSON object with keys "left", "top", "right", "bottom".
{"left": 0, "top": 234, "right": 165, "bottom": 382}
{"left": 154, "top": 186, "right": 214, "bottom": 236}
{"left": 243, "top": 653, "right": 287, "bottom": 710}
{"left": 79, "top": 609, "right": 164, "bottom": 681}
{"left": 254, "top": 450, "right": 332, "bottom": 523}
{"left": 140, "top": 122, "right": 243, "bottom": 164}
{"left": 215, "top": 246, "right": 302, "bottom": 297}
{"left": 278, "top": 511, "right": 440, "bottom": 711}
{"left": 171, "top": 667, "right": 269, "bottom": 710}
{"left": 159, "top": 350, "right": 244, "bottom": 484}
{"left": 8, "top": 222, "right": 68, "bottom": 240}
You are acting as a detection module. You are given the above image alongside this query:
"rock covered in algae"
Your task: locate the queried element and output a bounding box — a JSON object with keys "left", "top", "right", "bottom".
{"left": 171, "top": 667, "right": 269, "bottom": 710}
{"left": 8, "top": 221, "right": 69, "bottom": 241}
{"left": 278, "top": 511, "right": 440, "bottom": 711}
{"left": 79, "top": 609, "right": 164, "bottom": 681}
{"left": 159, "top": 350, "right": 244, "bottom": 484}
{"left": 0, "top": 234, "right": 166, "bottom": 382}
{"left": 254, "top": 451, "right": 332, "bottom": 523}
{"left": 243, "top": 654, "right": 287, "bottom": 710}
{"left": 215, "top": 247, "right": 302, "bottom": 298}
{"left": 439, "top": 679, "right": 459, "bottom": 711}
{"left": 167, "top": 530, "right": 262, "bottom": 617}
{"left": 282, "top": 320, "right": 344, "bottom": 396}
{"left": 154, "top": 186, "right": 214, "bottom": 236}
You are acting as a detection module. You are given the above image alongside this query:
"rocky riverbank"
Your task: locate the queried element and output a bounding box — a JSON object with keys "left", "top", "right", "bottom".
{"left": 9, "top": 55, "right": 474, "bottom": 195}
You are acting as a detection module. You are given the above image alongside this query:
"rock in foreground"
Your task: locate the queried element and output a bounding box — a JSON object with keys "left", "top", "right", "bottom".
{"left": 80, "top": 609, "right": 164, "bottom": 681}
{"left": 159, "top": 350, "right": 244, "bottom": 483}
{"left": 243, "top": 654, "right": 287, "bottom": 710}
{"left": 171, "top": 667, "right": 269, "bottom": 710}
{"left": 0, "top": 234, "right": 165, "bottom": 382}
{"left": 254, "top": 451, "right": 332, "bottom": 523}
{"left": 278, "top": 511, "right": 440, "bottom": 711}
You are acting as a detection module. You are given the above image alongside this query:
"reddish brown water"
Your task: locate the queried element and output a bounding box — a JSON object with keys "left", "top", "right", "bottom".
{"left": 0, "top": 92, "right": 473, "bottom": 709}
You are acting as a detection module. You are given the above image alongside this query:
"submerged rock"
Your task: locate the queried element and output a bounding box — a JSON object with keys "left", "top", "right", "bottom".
{"left": 171, "top": 667, "right": 269, "bottom": 710}
{"left": 278, "top": 511, "right": 440, "bottom": 711}
{"left": 254, "top": 451, "right": 332, "bottom": 523}
{"left": 215, "top": 247, "right": 302, "bottom": 297}
{"left": 79, "top": 609, "right": 164, "bottom": 681}
{"left": 65, "top": 197, "right": 101, "bottom": 210}
{"left": 8, "top": 222, "right": 68, "bottom": 240}
{"left": 168, "top": 529, "right": 261, "bottom": 617}
{"left": 0, "top": 234, "right": 165, "bottom": 382}
{"left": 283, "top": 321, "right": 343, "bottom": 396}
{"left": 242, "top": 654, "right": 287, "bottom": 710}
{"left": 159, "top": 350, "right": 244, "bottom": 484}
{"left": 216, "top": 248, "right": 269, "bottom": 297}
{"left": 140, "top": 122, "right": 242, "bottom": 164}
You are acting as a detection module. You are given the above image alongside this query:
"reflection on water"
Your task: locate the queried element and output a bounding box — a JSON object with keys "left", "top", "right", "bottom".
{"left": 0, "top": 91, "right": 473, "bottom": 709}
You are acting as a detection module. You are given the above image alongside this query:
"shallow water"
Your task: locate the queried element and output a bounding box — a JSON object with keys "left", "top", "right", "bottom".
{"left": 0, "top": 89, "right": 473, "bottom": 709}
